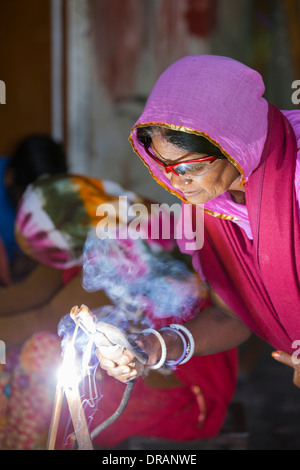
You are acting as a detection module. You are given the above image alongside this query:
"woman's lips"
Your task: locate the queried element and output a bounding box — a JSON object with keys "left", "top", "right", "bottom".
{"left": 182, "top": 189, "right": 200, "bottom": 197}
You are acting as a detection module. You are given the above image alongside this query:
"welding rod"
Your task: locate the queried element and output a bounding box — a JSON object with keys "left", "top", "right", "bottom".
{"left": 65, "top": 384, "right": 94, "bottom": 450}
{"left": 46, "top": 384, "right": 64, "bottom": 450}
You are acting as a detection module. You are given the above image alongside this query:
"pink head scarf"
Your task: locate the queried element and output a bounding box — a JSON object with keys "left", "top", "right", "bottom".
{"left": 129, "top": 55, "right": 300, "bottom": 352}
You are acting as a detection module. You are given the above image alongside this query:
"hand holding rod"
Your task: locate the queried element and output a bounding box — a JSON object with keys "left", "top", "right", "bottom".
{"left": 70, "top": 305, "right": 148, "bottom": 365}
{"left": 70, "top": 305, "right": 148, "bottom": 441}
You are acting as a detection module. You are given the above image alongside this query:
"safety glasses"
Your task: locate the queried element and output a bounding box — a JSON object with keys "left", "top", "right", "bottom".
{"left": 144, "top": 146, "right": 217, "bottom": 177}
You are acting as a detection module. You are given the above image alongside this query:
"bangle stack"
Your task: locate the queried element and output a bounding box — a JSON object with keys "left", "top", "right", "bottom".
{"left": 142, "top": 324, "right": 195, "bottom": 370}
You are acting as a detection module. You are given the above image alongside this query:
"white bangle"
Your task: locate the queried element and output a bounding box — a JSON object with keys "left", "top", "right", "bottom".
{"left": 169, "top": 324, "right": 195, "bottom": 365}
{"left": 142, "top": 328, "right": 167, "bottom": 369}
{"left": 158, "top": 327, "right": 188, "bottom": 367}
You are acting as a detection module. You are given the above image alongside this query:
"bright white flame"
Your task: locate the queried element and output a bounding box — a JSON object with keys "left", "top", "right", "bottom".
{"left": 57, "top": 341, "right": 81, "bottom": 391}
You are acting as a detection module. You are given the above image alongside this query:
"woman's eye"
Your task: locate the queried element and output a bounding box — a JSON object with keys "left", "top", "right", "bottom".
{"left": 193, "top": 163, "right": 206, "bottom": 171}
{"left": 176, "top": 166, "right": 187, "bottom": 175}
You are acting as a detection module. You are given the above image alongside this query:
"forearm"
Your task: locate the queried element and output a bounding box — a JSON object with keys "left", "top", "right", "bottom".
{"left": 0, "top": 273, "right": 112, "bottom": 345}
{"left": 49, "top": 272, "right": 112, "bottom": 314}
{"left": 182, "top": 306, "right": 251, "bottom": 355}
{"left": 138, "top": 305, "right": 251, "bottom": 370}
{"left": 0, "top": 265, "right": 63, "bottom": 316}
{"left": 0, "top": 303, "right": 52, "bottom": 345}
{"left": 186, "top": 287, "right": 252, "bottom": 355}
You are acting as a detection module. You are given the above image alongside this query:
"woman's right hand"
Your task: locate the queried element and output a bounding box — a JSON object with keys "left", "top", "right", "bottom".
{"left": 97, "top": 328, "right": 183, "bottom": 383}
{"left": 98, "top": 347, "right": 143, "bottom": 383}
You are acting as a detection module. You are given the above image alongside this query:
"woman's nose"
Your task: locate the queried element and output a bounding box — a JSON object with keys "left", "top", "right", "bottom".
{"left": 167, "top": 171, "right": 191, "bottom": 190}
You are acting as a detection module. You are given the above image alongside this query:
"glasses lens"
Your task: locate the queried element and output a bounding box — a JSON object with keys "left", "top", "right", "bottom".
{"left": 174, "top": 162, "right": 211, "bottom": 177}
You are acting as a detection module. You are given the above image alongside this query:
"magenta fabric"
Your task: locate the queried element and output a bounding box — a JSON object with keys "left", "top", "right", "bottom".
{"left": 129, "top": 55, "right": 300, "bottom": 353}
{"left": 282, "top": 110, "right": 300, "bottom": 207}
{"left": 200, "top": 105, "right": 300, "bottom": 353}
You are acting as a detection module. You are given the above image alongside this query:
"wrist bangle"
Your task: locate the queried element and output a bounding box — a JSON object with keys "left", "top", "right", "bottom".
{"left": 142, "top": 328, "right": 167, "bottom": 369}
{"left": 169, "top": 324, "right": 195, "bottom": 365}
{"left": 158, "top": 327, "right": 187, "bottom": 367}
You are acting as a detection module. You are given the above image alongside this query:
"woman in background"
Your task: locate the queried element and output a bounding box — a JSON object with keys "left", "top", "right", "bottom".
{"left": 0, "top": 134, "right": 67, "bottom": 282}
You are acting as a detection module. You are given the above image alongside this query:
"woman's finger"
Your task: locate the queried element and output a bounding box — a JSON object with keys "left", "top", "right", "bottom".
{"left": 272, "top": 350, "right": 294, "bottom": 368}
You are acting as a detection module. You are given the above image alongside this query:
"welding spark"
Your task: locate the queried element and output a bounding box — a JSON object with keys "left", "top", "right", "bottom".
{"left": 57, "top": 341, "right": 81, "bottom": 393}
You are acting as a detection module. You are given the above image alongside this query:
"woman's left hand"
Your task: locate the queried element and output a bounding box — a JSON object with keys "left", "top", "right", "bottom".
{"left": 272, "top": 350, "right": 300, "bottom": 388}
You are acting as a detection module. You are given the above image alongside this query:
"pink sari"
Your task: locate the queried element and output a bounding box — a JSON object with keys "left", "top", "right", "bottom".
{"left": 129, "top": 55, "right": 300, "bottom": 353}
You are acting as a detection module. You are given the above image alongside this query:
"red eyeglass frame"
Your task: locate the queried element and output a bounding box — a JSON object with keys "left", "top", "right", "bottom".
{"left": 144, "top": 146, "right": 217, "bottom": 175}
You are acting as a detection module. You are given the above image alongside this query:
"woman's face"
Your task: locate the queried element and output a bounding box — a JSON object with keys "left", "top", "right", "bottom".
{"left": 151, "top": 135, "right": 242, "bottom": 205}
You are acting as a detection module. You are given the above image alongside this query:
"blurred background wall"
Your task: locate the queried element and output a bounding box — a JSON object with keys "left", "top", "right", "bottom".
{"left": 0, "top": 0, "right": 299, "bottom": 202}
{"left": 0, "top": 0, "right": 52, "bottom": 154}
